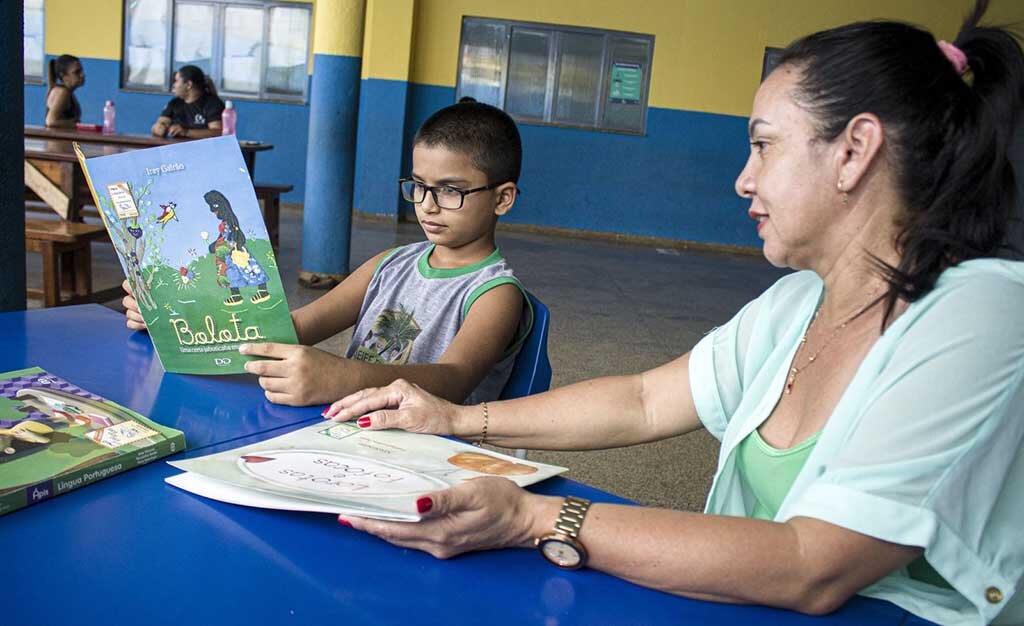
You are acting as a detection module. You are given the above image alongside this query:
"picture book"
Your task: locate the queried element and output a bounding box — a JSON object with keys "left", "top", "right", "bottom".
{"left": 0, "top": 367, "right": 186, "bottom": 517}
{"left": 75, "top": 136, "right": 297, "bottom": 375}
{"left": 167, "top": 421, "right": 567, "bottom": 522}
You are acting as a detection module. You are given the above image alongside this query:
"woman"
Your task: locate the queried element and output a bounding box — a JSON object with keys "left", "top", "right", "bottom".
{"left": 44, "top": 54, "right": 84, "bottom": 128}
{"left": 151, "top": 65, "right": 224, "bottom": 139}
{"left": 322, "top": 2, "right": 1024, "bottom": 625}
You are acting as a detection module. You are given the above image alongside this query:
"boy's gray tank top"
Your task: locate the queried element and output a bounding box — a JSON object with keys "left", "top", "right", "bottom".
{"left": 346, "top": 241, "right": 532, "bottom": 404}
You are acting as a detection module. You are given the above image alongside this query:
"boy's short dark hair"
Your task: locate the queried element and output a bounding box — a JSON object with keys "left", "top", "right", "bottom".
{"left": 414, "top": 99, "right": 522, "bottom": 184}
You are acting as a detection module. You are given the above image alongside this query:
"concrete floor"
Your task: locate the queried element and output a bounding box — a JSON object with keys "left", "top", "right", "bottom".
{"left": 27, "top": 207, "right": 788, "bottom": 511}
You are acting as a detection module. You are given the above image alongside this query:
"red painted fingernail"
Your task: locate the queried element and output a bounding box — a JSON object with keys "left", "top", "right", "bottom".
{"left": 337, "top": 517, "right": 352, "bottom": 527}
{"left": 321, "top": 408, "right": 329, "bottom": 417}
{"left": 416, "top": 497, "right": 433, "bottom": 513}
{"left": 356, "top": 416, "right": 371, "bottom": 428}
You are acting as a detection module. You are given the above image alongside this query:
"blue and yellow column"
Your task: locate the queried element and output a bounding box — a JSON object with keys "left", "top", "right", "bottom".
{"left": 1, "top": 0, "right": 26, "bottom": 311}
{"left": 299, "top": 0, "right": 365, "bottom": 286}
{"left": 353, "top": 0, "right": 415, "bottom": 220}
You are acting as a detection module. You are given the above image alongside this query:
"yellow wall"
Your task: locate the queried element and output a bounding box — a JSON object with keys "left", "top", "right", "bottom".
{"left": 43, "top": 0, "right": 1024, "bottom": 114}
{"left": 45, "top": 0, "right": 122, "bottom": 60}
{"left": 44, "top": 0, "right": 317, "bottom": 67}
{"left": 406, "top": 0, "right": 1024, "bottom": 116}
{"left": 360, "top": 0, "right": 414, "bottom": 80}
{"left": 311, "top": 0, "right": 364, "bottom": 57}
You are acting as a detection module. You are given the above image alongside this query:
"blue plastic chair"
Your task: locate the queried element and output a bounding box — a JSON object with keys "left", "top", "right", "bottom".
{"left": 499, "top": 291, "right": 552, "bottom": 459}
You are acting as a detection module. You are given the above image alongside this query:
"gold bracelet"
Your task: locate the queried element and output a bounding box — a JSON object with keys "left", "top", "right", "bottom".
{"left": 476, "top": 401, "right": 489, "bottom": 446}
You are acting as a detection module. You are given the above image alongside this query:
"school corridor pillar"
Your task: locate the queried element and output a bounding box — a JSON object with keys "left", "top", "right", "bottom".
{"left": 0, "top": 0, "right": 27, "bottom": 311}
{"left": 353, "top": 0, "right": 415, "bottom": 220}
{"left": 299, "top": 0, "right": 365, "bottom": 287}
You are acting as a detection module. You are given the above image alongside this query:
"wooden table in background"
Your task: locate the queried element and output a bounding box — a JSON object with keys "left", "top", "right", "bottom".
{"left": 24, "top": 125, "right": 272, "bottom": 178}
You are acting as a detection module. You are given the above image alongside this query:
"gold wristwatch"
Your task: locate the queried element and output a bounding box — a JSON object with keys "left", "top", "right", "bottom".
{"left": 535, "top": 496, "right": 591, "bottom": 569}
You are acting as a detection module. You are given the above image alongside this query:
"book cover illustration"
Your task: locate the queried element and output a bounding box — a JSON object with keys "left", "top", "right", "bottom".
{"left": 0, "top": 367, "right": 186, "bottom": 516}
{"left": 167, "top": 422, "right": 567, "bottom": 522}
{"left": 75, "top": 136, "right": 297, "bottom": 375}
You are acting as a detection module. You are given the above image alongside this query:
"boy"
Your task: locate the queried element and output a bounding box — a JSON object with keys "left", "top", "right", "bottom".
{"left": 123, "top": 100, "right": 532, "bottom": 407}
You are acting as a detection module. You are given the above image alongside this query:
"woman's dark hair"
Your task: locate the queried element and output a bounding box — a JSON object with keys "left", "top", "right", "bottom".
{"left": 414, "top": 100, "right": 522, "bottom": 185}
{"left": 48, "top": 54, "right": 80, "bottom": 89}
{"left": 204, "top": 190, "right": 245, "bottom": 247}
{"left": 176, "top": 64, "right": 218, "bottom": 98}
{"left": 775, "top": 0, "right": 1024, "bottom": 324}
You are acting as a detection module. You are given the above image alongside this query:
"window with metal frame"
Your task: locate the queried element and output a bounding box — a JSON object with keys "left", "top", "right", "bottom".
{"left": 24, "top": 0, "right": 45, "bottom": 83}
{"left": 456, "top": 17, "right": 654, "bottom": 135}
{"left": 122, "top": 0, "right": 311, "bottom": 103}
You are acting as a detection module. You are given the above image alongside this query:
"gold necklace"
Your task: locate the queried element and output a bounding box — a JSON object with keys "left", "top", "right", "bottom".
{"left": 784, "top": 301, "right": 876, "bottom": 395}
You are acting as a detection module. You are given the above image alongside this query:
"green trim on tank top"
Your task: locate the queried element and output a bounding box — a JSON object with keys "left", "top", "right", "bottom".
{"left": 417, "top": 244, "right": 504, "bottom": 278}
{"left": 463, "top": 277, "right": 534, "bottom": 360}
{"left": 372, "top": 247, "right": 402, "bottom": 277}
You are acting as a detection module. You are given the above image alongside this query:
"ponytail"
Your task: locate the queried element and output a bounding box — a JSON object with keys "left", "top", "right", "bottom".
{"left": 204, "top": 75, "right": 219, "bottom": 98}
{"left": 48, "top": 54, "right": 79, "bottom": 89}
{"left": 775, "top": 0, "right": 1024, "bottom": 326}
{"left": 877, "top": 0, "right": 1024, "bottom": 324}
{"left": 176, "top": 64, "right": 217, "bottom": 96}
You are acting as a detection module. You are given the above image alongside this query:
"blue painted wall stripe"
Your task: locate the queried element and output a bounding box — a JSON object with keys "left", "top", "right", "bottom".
{"left": 23, "top": 56, "right": 310, "bottom": 203}
{"left": 354, "top": 78, "right": 409, "bottom": 218}
{"left": 301, "top": 53, "right": 362, "bottom": 275}
{"left": 403, "top": 84, "right": 760, "bottom": 247}
{"left": 25, "top": 57, "right": 760, "bottom": 249}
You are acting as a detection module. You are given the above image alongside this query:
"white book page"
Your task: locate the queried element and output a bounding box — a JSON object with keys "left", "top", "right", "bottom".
{"left": 165, "top": 472, "right": 420, "bottom": 522}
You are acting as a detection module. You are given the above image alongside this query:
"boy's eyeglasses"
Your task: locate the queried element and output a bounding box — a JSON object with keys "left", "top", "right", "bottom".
{"left": 399, "top": 178, "right": 507, "bottom": 210}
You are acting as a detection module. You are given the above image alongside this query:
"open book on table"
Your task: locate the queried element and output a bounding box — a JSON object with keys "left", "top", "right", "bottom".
{"left": 167, "top": 421, "right": 567, "bottom": 522}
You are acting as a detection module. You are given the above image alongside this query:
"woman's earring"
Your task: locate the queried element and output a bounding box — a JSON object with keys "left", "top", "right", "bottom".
{"left": 838, "top": 180, "right": 849, "bottom": 205}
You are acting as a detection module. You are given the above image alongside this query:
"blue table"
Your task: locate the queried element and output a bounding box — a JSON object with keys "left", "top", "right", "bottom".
{"left": 1, "top": 305, "right": 933, "bottom": 625}
{"left": 1, "top": 304, "right": 311, "bottom": 450}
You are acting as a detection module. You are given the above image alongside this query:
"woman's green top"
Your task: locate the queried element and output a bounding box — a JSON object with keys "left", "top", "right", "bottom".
{"left": 736, "top": 428, "right": 950, "bottom": 589}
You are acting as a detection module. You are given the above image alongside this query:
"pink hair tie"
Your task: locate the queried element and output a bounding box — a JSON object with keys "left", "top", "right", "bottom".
{"left": 938, "top": 40, "right": 969, "bottom": 75}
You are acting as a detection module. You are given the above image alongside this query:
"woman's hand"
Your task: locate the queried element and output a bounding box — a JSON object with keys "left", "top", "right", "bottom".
{"left": 122, "top": 280, "right": 148, "bottom": 331}
{"left": 339, "top": 477, "right": 558, "bottom": 559}
{"left": 323, "top": 379, "right": 466, "bottom": 436}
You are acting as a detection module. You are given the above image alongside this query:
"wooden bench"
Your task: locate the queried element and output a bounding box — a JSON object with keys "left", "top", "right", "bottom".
{"left": 254, "top": 183, "right": 292, "bottom": 251}
{"left": 24, "top": 218, "right": 121, "bottom": 307}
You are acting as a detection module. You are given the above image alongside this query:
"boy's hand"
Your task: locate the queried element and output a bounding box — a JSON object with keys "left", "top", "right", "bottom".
{"left": 122, "top": 279, "right": 148, "bottom": 332}
{"left": 323, "top": 379, "right": 467, "bottom": 436}
{"left": 240, "top": 342, "right": 345, "bottom": 406}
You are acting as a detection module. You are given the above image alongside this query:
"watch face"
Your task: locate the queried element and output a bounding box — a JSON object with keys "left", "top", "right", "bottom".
{"left": 540, "top": 538, "right": 582, "bottom": 568}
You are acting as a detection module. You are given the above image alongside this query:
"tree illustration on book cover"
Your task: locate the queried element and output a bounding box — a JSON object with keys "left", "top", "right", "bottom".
{"left": 75, "top": 136, "right": 297, "bottom": 374}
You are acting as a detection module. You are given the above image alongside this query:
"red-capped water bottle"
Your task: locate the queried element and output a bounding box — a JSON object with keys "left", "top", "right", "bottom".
{"left": 102, "top": 100, "right": 115, "bottom": 134}
{"left": 221, "top": 100, "right": 237, "bottom": 136}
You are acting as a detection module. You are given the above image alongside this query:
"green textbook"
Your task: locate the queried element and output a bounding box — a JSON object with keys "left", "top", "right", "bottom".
{"left": 0, "top": 367, "right": 186, "bottom": 516}
{"left": 76, "top": 136, "right": 297, "bottom": 375}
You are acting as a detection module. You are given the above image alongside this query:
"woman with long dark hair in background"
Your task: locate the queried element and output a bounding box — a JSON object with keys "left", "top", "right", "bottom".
{"left": 151, "top": 64, "right": 224, "bottom": 139}
{"left": 44, "top": 54, "right": 84, "bottom": 128}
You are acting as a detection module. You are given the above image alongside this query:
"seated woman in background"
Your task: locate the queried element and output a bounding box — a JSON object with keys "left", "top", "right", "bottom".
{"left": 44, "top": 54, "right": 84, "bottom": 128}
{"left": 323, "top": 1, "right": 1024, "bottom": 624}
{"left": 151, "top": 65, "right": 224, "bottom": 139}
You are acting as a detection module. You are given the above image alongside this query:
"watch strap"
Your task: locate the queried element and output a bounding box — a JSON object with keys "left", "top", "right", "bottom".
{"left": 553, "top": 495, "right": 591, "bottom": 539}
